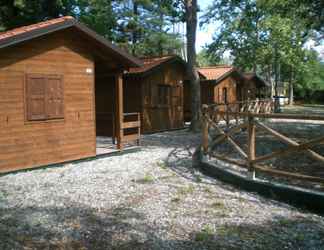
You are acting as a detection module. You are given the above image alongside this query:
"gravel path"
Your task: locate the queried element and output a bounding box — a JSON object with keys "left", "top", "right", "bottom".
{"left": 0, "top": 129, "right": 324, "bottom": 250}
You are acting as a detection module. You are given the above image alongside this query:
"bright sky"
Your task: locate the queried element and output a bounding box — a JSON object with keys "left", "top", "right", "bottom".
{"left": 196, "top": 0, "right": 215, "bottom": 52}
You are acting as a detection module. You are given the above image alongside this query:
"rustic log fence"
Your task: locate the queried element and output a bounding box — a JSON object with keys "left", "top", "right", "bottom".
{"left": 202, "top": 100, "right": 324, "bottom": 183}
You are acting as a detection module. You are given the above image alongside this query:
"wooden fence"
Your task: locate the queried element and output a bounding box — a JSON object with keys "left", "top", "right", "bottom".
{"left": 112, "top": 112, "right": 141, "bottom": 149}
{"left": 202, "top": 100, "right": 324, "bottom": 183}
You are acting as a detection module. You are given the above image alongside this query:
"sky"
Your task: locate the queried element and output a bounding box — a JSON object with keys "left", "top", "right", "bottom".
{"left": 196, "top": 0, "right": 215, "bottom": 52}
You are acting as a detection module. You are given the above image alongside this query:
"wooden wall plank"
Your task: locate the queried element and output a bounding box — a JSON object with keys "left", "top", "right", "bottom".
{"left": 0, "top": 30, "right": 97, "bottom": 173}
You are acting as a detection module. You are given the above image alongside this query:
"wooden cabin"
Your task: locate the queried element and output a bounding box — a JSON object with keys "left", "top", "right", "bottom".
{"left": 184, "top": 66, "right": 269, "bottom": 121}
{"left": 124, "top": 55, "right": 186, "bottom": 133}
{"left": 0, "top": 16, "right": 142, "bottom": 173}
{"left": 242, "top": 73, "right": 270, "bottom": 100}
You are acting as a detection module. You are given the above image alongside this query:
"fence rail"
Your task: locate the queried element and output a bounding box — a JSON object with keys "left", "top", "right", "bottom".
{"left": 202, "top": 101, "right": 324, "bottom": 184}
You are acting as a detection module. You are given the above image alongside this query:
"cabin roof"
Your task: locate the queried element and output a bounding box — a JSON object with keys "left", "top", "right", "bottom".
{"left": 243, "top": 73, "right": 270, "bottom": 87}
{"left": 126, "top": 55, "right": 190, "bottom": 78}
{"left": 198, "top": 65, "right": 243, "bottom": 85}
{"left": 127, "top": 55, "right": 176, "bottom": 74}
{"left": 0, "top": 16, "right": 142, "bottom": 68}
{"left": 198, "top": 65, "right": 235, "bottom": 81}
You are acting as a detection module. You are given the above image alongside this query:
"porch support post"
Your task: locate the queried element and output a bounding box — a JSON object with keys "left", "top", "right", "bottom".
{"left": 115, "top": 72, "right": 124, "bottom": 150}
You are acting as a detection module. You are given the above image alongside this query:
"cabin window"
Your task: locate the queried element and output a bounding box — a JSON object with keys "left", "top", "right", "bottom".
{"left": 26, "top": 74, "right": 64, "bottom": 121}
{"left": 223, "top": 87, "right": 228, "bottom": 104}
{"left": 158, "top": 85, "right": 171, "bottom": 106}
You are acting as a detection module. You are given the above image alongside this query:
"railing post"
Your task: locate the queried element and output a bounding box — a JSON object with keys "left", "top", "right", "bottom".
{"left": 202, "top": 105, "right": 209, "bottom": 158}
{"left": 115, "top": 72, "right": 124, "bottom": 150}
{"left": 225, "top": 103, "right": 230, "bottom": 129}
{"left": 137, "top": 113, "right": 141, "bottom": 146}
{"left": 247, "top": 113, "right": 256, "bottom": 179}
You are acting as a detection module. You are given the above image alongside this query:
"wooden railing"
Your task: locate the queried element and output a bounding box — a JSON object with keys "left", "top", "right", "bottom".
{"left": 202, "top": 103, "right": 324, "bottom": 183}
{"left": 120, "top": 112, "right": 141, "bottom": 147}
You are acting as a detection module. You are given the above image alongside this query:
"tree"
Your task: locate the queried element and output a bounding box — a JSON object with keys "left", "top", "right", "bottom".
{"left": 76, "top": 0, "right": 117, "bottom": 40}
{"left": 202, "top": 0, "right": 315, "bottom": 107}
{"left": 0, "top": 0, "right": 76, "bottom": 30}
{"left": 185, "top": 0, "right": 201, "bottom": 131}
{"left": 114, "top": 0, "right": 183, "bottom": 56}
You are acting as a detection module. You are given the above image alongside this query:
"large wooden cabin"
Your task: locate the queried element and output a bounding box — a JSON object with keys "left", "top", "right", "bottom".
{"left": 124, "top": 55, "right": 186, "bottom": 133}
{"left": 0, "top": 16, "right": 142, "bottom": 173}
{"left": 184, "top": 66, "right": 269, "bottom": 121}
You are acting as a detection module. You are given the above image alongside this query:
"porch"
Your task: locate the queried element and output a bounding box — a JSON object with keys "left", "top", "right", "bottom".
{"left": 96, "top": 113, "right": 141, "bottom": 156}
{"left": 95, "top": 70, "right": 141, "bottom": 155}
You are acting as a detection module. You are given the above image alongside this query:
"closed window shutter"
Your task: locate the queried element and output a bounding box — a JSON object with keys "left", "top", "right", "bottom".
{"left": 27, "top": 75, "right": 47, "bottom": 121}
{"left": 46, "top": 76, "right": 64, "bottom": 119}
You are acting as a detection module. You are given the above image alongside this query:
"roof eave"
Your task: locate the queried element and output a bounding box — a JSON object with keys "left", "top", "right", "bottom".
{"left": 0, "top": 19, "right": 142, "bottom": 68}
{"left": 0, "top": 19, "right": 76, "bottom": 50}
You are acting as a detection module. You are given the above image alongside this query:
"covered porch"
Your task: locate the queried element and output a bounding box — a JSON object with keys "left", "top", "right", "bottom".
{"left": 95, "top": 68, "right": 141, "bottom": 155}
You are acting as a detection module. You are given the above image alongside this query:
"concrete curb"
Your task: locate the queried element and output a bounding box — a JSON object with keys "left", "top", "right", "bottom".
{"left": 198, "top": 159, "right": 324, "bottom": 215}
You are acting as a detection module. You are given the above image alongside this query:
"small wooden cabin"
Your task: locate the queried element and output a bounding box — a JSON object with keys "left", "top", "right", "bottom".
{"left": 124, "top": 55, "right": 186, "bottom": 133}
{"left": 0, "top": 16, "right": 142, "bottom": 173}
{"left": 184, "top": 66, "right": 269, "bottom": 121}
{"left": 242, "top": 73, "right": 270, "bottom": 100}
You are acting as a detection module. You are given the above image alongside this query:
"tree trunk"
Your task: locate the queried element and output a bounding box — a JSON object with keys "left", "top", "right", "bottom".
{"left": 132, "top": 0, "right": 138, "bottom": 55}
{"left": 186, "top": 0, "right": 201, "bottom": 132}
{"left": 158, "top": 11, "right": 164, "bottom": 56}
{"left": 274, "top": 44, "right": 280, "bottom": 113}
{"left": 288, "top": 67, "right": 294, "bottom": 106}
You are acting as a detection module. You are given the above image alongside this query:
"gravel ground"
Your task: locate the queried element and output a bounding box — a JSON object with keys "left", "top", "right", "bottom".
{"left": 0, "top": 129, "right": 324, "bottom": 250}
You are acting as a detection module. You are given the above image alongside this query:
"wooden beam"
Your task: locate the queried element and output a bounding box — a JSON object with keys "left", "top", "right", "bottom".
{"left": 202, "top": 115, "right": 209, "bottom": 154}
{"left": 252, "top": 135, "right": 324, "bottom": 164}
{"left": 115, "top": 72, "right": 124, "bottom": 150}
{"left": 255, "top": 121, "right": 324, "bottom": 163}
{"left": 247, "top": 114, "right": 256, "bottom": 178}
{"left": 213, "top": 111, "right": 324, "bottom": 121}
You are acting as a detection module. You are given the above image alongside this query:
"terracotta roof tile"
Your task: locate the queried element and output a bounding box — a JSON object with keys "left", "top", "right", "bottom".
{"left": 0, "top": 16, "right": 74, "bottom": 41}
{"left": 127, "top": 55, "right": 175, "bottom": 74}
{"left": 198, "top": 65, "right": 234, "bottom": 80}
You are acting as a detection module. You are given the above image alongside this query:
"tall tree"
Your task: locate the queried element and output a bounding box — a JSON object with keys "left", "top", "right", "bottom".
{"left": 185, "top": 0, "right": 201, "bottom": 131}
{"left": 114, "top": 0, "right": 183, "bottom": 56}
{"left": 202, "top": 0, "right": 314, "bottom": 107}
{"left": 0, "top": 0, "right": 76, "bottom": 30}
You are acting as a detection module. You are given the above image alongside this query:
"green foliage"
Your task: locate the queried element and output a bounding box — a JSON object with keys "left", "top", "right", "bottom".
{"left": 295, "top": 51, "right": 324, "bottom": 102}
{"left": 0, "top": 0, "right": 76, "bottom": 29}
{"left": 195, "top": 225, "right": 215, "bottom": 242}
{"left": 201, "top": 0, "right": 323, "bottom": 101}
{"left": 0, "top": 0, "right": 184, "bottom": 57}
{"left": 178, "top": 184, "right": 195, "bottom": 195}
{"left": 135, "top": 173, "right": 154, "bottom": 184}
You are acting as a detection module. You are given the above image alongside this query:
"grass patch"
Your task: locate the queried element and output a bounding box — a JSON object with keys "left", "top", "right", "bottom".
{"left": 156, "top": 161, "right": 168, "bottom": 169}
{"left": 204, "top": 187, "right": 212, "bottom": 193}
{"left": 178, "top": 184, "right": 195, "bottom": 195}
{"left": 195, "top": 175, "right": 202, "bottom": 182}
{"left": 210, "top": 201, "right": 225, "bottom": 209}
{"left": 171, "top": 197, "right": 181, "bottom": 203}
{"left": 195, "top": 225, "right": 215, "bottom": 242}
{"left": 170, "top": 184, "right": 195, "bottom": 205}
{"left": 135, "top": 173, "right": 155, "bottom": 184}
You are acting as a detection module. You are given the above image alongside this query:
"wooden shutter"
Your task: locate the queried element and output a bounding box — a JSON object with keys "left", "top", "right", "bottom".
{"left": 26, "top": 75, "right": 46, "bottom": 121}
{"left": 46, "top": 75, "right": 64, "bottom": 119}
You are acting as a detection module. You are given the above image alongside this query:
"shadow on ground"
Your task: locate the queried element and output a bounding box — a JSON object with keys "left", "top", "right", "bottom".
{"left": 1, "top": 201, "right": 323, "bottom": 249}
